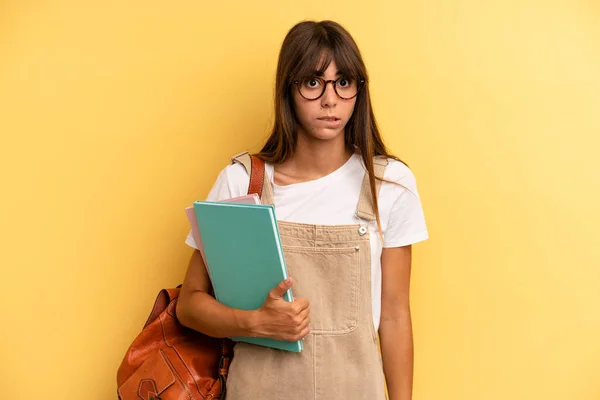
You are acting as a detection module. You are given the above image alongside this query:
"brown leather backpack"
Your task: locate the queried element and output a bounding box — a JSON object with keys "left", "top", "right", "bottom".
{"left": 117, "top": 154, "right": 265, "bottom": 400}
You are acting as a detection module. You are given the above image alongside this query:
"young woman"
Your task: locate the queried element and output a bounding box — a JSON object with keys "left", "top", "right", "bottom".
{"left": 176, "top": 20, "right": 428, "bottom": 400}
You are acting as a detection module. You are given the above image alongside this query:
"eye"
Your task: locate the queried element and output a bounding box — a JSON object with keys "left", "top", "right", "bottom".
{"left": 338, "top": 78, "right": 350, "bottom": 87}
{"left": 303, "top": 77, "right": 321, "bottom": 88}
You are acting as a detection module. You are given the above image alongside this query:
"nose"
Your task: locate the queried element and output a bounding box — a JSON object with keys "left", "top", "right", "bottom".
{"left": 320, "top": 81, "right": 337, "bottom": 108}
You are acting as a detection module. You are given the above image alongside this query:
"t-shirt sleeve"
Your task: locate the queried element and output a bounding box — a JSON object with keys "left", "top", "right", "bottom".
{"left": 184, "top": 163, "right": 249, "bottom": 249}
{"left": 382, "top": 166, "right": 429, "bottom": 248}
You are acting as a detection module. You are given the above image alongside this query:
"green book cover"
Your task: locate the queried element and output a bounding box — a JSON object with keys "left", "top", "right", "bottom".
{"left": 193, "top": 201, "right": 303, "bottom": 353}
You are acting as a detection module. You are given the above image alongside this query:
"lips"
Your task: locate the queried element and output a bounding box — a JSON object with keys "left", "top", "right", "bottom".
{"left": 318, "top": 117, "right": 340, "bottom": 121}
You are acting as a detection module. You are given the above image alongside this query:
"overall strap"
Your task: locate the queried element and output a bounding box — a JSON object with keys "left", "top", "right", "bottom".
{"left": 356, "top": 156, "right": 389, "bottom": 221}
{"left": 231, "top": 151, "right": 275, "bottom": 205}
{"left": 231, "top": 151, "right": 388, "bottom": 215}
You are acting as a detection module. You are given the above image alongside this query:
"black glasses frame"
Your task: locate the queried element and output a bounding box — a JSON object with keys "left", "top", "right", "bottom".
{"left": 293, "top": 77, "right": 365, "bottom": 100}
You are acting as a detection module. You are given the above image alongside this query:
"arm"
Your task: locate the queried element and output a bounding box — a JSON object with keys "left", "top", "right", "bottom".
{"left": 379, "top": 245, "right": 414, "bottom": 400}
{"left": 175, "top": 249, "right": 310, "bottom": 341}
{"left": 176, "top": 249, "right": 256, "bottom": 338}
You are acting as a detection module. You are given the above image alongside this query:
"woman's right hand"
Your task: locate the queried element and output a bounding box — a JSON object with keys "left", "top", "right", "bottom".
{"left": 251, "top": 277, "right": 310, "bottom": 342}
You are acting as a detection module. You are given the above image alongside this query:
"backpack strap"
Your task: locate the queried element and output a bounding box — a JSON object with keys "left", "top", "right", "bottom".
{"left": 143, "top": 287, "right": 180, "bottom": 329}
{"left": 356, "top": 156, "right": 389, "bottom": 221}
{"left": 231, "top": 151, "right": 274, "bottom": 205}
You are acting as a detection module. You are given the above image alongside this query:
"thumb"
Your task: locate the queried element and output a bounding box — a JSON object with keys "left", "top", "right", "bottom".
{"left": 269, "top": 277, "right": 293, "bottom": 299}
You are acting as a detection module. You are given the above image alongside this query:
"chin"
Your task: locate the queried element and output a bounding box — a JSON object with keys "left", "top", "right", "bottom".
{"left": 309, "top": 128, "right": 345, "bottom": 142}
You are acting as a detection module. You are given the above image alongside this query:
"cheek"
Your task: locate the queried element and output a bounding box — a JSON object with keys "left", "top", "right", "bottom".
{"left": 293, "top": 97, "right": 316, "bottom": 123}
{"left": 345, "top": 100, "right": 357, "bottom": 118}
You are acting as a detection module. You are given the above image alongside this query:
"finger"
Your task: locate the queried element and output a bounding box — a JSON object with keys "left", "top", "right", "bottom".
{"left": 289, "top": 308, "right": 309, "bottom": 328}
{"left": 292, "top": 313, "right": 310, "bottom": 332}
{"left": 292, "top": 327, "right": 311, "bottom": 342}
{"left": 297, "top": 308, "right": 310, "bottom": 321}
{"left": 300, "top": 313, "right": 310, "bottom": 329}
{"left": 294, "top": 298, "right": 310, "bottom": 313}
{"left": 269, "top": 277, "right": 294, "bottom": 299}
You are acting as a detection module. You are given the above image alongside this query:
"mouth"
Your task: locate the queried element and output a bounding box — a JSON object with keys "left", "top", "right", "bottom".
{"left": 317, "top": 117, "right": 341, "bottom": 121}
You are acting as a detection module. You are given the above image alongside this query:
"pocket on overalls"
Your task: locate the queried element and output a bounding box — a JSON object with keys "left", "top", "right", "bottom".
{"left": 282, "top": 246, "right": 360, "bottom": 334}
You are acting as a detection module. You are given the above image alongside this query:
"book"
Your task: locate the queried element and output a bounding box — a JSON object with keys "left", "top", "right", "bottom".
{"left": 193, "top": 200, "right": 303, "bottom": 353}
{"left": 185, "top": 194, "right": 260, "bottom": 272}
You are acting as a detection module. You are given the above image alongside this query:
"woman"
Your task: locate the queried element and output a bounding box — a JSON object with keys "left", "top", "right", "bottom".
{"left": 176, "top": 20, "right": 428, "bottom": 400}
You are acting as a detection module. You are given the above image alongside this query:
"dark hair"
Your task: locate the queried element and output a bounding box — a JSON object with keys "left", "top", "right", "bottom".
{"left": 257, "top": 20, "right": 404, "bottom": 233}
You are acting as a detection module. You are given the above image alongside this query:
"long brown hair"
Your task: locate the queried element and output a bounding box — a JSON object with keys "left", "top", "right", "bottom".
{"left": 256, "top": 20, "right": 404, "bottom": 233}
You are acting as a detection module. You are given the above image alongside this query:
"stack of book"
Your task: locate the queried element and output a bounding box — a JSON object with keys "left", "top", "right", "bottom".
{"left": 185, "top": 195, "right": 302, "bottom": 353}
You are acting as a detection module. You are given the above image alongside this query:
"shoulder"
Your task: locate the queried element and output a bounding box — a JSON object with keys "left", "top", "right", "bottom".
{"left": 206, "top": 162, "right": 250, "bottom": 201}
{"left": 214, "top": 162, "right": 250, "bottom": 186}
{"left": 380, "top": 157, "right": 429, "bottom": 247}
{"left": 382, "top": 158, "right": 419, "bottom": 192}
{"left": 225, "top": 161, "right": 250, "bottom": 180}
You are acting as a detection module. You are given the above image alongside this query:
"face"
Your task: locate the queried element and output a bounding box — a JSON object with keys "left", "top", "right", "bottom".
{"left": 292, "top": 60, "right": 357, "bottom": 143}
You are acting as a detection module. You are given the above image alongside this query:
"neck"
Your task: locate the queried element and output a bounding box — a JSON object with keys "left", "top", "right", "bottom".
{"left": 282, "top": 129, "right": 353, "bottom": 180}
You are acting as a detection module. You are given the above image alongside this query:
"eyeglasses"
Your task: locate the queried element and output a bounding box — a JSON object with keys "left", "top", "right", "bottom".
{"left": 293, "top": 76, "right": 364, "bottom": 100}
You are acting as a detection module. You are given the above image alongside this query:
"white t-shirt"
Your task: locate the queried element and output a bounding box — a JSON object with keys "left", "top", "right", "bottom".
{"left": 185, "top": 153, "right": 429, "bottom": 331}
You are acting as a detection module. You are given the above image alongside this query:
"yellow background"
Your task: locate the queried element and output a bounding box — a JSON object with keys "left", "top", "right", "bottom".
{"left": 1, "top": 1, "right": 599, "bottom": 399}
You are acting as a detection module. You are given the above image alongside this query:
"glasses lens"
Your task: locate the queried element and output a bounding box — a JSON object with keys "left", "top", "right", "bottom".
{"left": 299, "top": 77, "right": 324, "bottom": 100}
{"left": 335, "top": 78, "right": 358, "bottom": 99}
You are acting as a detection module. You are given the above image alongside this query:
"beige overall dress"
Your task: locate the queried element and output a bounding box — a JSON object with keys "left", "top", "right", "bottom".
{"left": 226, "top": 152, "right": 389, "bottom": 400}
